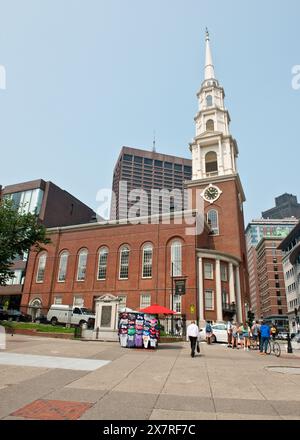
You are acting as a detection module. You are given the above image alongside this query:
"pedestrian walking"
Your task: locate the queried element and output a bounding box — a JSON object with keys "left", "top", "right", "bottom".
{"left": 227, "top": 319, "right": 233, "bottom": 348}
{"left": 260, "top": 321, "right": 270, "bottom": 355}
{"left": 205, "top": 321, "right": 213, "bottom": 345}
{"left": 186, "top": 320, "right": 200, "bottom": 358}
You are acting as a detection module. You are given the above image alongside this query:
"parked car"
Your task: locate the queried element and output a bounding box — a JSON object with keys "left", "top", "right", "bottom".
{"left": 277, "top": 332, "right": 288, "bottom": 340}
{"left": 291, "top": 333, "right": 300, "bottom": 350}
{"left": 199, "top": 323, "right": 228, "bottom": 343}
{"left": 0, "top": 308, "right": 31, "bottom": 322}
{"left": 47, "top": 305, "right": 95, "bottom": 328}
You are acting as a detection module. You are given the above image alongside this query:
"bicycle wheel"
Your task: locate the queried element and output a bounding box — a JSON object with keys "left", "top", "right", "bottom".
{"left": 273, "top": 342, "right": 281, "bottom": 357}
{"left": 265, "top": 341, "right": 271, "bottom": 355}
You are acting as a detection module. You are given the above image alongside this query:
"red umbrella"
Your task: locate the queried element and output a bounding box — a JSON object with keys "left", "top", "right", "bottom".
{"left": 139, "top": 304, "right": 175, "bottom": 315}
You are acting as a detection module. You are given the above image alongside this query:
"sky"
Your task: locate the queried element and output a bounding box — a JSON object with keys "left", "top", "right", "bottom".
{"left": 0, "top": 0, "right": 299, "bottom": 224}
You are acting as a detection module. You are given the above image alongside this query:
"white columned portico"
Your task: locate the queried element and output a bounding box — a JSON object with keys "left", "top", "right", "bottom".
{"left": 198, "top": 257, "right": 204, "bottom": 322}
{"left": 215, "top": 259, "right": 223, "bottom": 322}
{"left": 229, "top": 263, "right": 236, "bottom": 304}
{"left": 235, "top": 266, "right": 243, "bottom": 323}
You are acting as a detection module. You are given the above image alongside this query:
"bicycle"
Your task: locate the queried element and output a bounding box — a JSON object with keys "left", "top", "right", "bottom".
{"left": 266, "top": 339, "right": 281, "bottom": 357}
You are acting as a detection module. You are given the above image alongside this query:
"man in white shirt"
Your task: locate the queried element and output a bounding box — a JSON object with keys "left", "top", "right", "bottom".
{"left": 186, "top": 321, "right": 200, "bottom": 358}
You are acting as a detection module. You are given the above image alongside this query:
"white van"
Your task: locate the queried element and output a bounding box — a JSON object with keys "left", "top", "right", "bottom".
{"left": 47, "top": 305, "right": 95, "bottom": 328}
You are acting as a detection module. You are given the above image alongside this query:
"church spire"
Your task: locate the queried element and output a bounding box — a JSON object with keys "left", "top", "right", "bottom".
{"left": 204, "top": 28, "right": 215, "bottom": 80}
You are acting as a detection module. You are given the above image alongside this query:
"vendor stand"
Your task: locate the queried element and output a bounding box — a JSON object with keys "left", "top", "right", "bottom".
{"left": 118, "top": 304, "right": 175, "bottom": 349}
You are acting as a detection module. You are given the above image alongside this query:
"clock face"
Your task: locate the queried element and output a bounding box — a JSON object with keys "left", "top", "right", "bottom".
{"left": 201, "top": 184, "right": 222, "bottom": 204}
{"left": 204, "top": 187, "right": 218, "bottom": 200}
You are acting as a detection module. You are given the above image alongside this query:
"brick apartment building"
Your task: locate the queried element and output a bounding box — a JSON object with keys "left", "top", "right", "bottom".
{"left": 0, "top": 179, "right": 96, "bottom": 309}
{"left": 245, "top": 218, "right": 297, "bottom": 319}
{"left": 21, "top": 31, "right": 250, "bottom": 326}
{"left": 278, "top": 222, "right": 300, "bottom": 332}
{"left": 256, "top": 237, "right": 287, "bottom": 318}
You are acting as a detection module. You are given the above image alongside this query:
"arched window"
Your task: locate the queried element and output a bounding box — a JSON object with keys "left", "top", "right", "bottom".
{"left": 206, "top": 95, "right": 213, "bottom": 107}
{"left": 142, "top": 243, "right": 153, "bottom": 278}
{"left": 57, "top": 251, "right": 69, "bottom": 282}
{"left": 171, "top": 240, "right": 182, "bottom": 276}
{"left": 205, "top": 151, "right": 218, "bottom": 174}
{"left": 97, "top": 247, "right": 108, "bottom": 280}
{"left": 207, "top": 209, "right": 219, "bottom": 235}
{"left": 77, "top": 249, "right": 88, "bottom": 281}
{"left": 119, "top": 245, "right": 130, "bottom": 279}
{"left": 206, "top": 119, "right": 214, "bottom": 131}
{"left": 36, "top": 253, "right": 47, "bottom": 283}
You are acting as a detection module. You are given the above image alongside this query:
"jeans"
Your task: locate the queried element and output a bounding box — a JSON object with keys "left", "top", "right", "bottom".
{"left": 189, "top": 336, "right": 197, "bottom": 357}
{"left": 260, "top": 337, "right": 269, "bottom": 353}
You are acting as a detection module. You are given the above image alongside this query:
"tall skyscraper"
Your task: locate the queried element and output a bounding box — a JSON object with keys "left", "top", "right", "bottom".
{"left": 262, "top": 193, "right": 300, "bottom": 219}
{"left": 111, "top": 146, "right": 192, "bottom": 219}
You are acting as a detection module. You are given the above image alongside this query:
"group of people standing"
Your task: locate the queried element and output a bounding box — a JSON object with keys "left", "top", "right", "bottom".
{"left": 226, "top": 320, "right": 276, "bottom": 354}
{"left": 187, "top": 319, "right": 277, "bottom": 358}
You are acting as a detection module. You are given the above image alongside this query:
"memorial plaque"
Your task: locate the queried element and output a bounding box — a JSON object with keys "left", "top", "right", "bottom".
{"left": 100, "top": 305, "right": 112, "bottom": 328}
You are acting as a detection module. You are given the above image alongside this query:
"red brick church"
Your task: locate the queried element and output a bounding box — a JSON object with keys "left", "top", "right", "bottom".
{"left": 22, "top": 31, "right": 250, "bottom": 327}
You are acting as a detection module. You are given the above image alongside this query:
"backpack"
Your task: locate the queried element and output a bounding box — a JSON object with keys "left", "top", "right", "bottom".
{"left": 206, "top": 324, "right": 212, "bottom": 333}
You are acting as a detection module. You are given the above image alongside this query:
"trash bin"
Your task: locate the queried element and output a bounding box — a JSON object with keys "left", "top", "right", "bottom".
{"left": 74, "top": 326, "right": 82, "bottom": 339}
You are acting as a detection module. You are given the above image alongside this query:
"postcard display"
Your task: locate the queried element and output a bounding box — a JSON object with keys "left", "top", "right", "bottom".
{"left": 118, "top": 313, "right": 160, "bottom": 349}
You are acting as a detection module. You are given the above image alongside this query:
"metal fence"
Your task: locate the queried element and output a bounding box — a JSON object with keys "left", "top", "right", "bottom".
{"left": 159, "top": 315, "right": 187, "bottom": 337}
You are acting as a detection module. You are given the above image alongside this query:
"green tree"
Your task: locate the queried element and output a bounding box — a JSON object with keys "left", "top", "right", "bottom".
{"left": 0, "top": 198, "right": 50, "bottom": 286}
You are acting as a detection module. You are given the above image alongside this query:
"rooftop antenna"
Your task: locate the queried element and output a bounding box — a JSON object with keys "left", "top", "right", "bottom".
{"left": 152, "top": 130, "right": 156, "bottom": 152}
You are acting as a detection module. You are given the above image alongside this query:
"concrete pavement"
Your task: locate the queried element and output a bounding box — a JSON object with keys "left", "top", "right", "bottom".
{"left": 0, "top": 335, "right": 300, "bottom": 420}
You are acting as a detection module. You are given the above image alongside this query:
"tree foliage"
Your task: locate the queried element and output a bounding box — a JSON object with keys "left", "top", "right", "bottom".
{"left": 0, "top": 198, "right": 50, "bottom": 286}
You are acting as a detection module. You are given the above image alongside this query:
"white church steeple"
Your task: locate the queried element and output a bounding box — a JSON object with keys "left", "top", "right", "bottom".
{"left": 204, "top": 28, "right": 216, "bottom": 81}
{"left": 189, "top": 30, "right": 239, "bottom": 181}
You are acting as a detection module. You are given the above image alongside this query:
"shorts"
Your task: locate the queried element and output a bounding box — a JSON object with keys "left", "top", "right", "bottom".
{"left": 252, "top": 334, "right": 258, "bottom": 340}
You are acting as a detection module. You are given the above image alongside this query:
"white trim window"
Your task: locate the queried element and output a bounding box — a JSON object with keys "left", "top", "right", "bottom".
{"left": 221, "top": 264, "right": 228, "bottom": 282}
{"left": 36, "top": 253, "right": 47, "bottom": 283}
{"left": 140, "top": 293, "right": 151, "bottom": 309}
{"left": 97, "top": 247, "right": 108, "bottom": 280}
{"left": 207, "top": 209, "right": 219, "bottom": 235}
{"left": 54, "top": 296, "right": 62, "bottom": 305}
{"left": 57, "top": 251, "right": 69, "bottom": 282}
{"left": 173, "top": 294, "right": 182, "bottom": 313}
{"left": 142, "top": 243, "right": 153, "bottom": 278}
{"left": 205, "top": 289, "right": 214, "bottom": 310}
{"left": 119, "top": 246, "right": 130, "bottom": 279}
{"left": 73, "top": 296, "right": 84, "bottom": 307}
{"left": 77, "top": 249, "right": 88, "bottom": 281}
{"left": 204, "top": 262, "right": 214, "bottom": 280}
{"left": 171, "top": 240, "right": 182, "bottom": 276}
